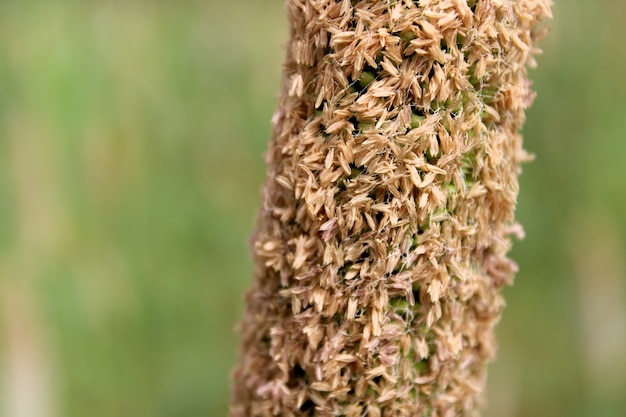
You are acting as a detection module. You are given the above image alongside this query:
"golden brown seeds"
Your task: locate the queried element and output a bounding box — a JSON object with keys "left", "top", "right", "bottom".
{"left": 231, "top": 1, "right": 552, "bottom": 416}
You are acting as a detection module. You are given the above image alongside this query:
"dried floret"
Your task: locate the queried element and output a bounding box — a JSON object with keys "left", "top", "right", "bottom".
{"left": 231, "top": 1, "right": 552, "bottom": 416}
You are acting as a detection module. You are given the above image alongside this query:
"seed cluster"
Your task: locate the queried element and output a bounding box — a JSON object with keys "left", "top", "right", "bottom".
{"left": 231, "top": 1, "right": 551, "bottom": 416}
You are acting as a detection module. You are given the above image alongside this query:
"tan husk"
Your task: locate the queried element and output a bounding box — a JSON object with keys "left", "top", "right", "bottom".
{"left": 231, "top": 1, "right": 551, "bottom": 416}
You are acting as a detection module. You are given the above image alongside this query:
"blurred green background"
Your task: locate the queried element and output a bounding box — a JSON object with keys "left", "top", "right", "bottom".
{"left": 0, "top": 1, "right": 624, "bottom": 416}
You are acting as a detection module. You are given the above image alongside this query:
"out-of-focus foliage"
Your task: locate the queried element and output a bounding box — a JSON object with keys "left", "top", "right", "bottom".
{"left": 0, "top": 1, "right": 623, "bottom": 416}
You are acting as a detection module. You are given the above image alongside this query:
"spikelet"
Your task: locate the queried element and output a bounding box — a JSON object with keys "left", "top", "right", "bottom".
{"left": 231, "top": 1, "right": 552, "bottom": 416}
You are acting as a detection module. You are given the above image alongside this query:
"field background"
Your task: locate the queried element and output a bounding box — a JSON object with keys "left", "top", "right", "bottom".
{"left": 0, "top": 1, "right": 625, "bottom": 416}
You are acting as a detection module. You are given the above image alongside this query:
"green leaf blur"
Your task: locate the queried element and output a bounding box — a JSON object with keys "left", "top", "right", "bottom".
{"left": 0, "top": 1, "right": 624, "bottom": 417}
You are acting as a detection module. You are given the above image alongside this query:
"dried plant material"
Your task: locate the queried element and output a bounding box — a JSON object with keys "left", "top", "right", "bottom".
{"left": 231, "top": 1, "right": 551, "bottom": 416}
